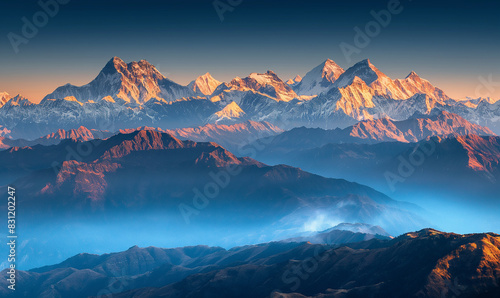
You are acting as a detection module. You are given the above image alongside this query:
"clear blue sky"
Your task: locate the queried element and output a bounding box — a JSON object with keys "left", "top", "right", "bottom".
{"left": 0, "top": 0, "right": 499, "bottom": 101}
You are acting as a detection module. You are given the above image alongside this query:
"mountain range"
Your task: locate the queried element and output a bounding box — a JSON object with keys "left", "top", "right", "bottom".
{"left": 1, "top": 228, "right": 499, "bottom": 298}
{"left": 252, "top": 110, "right": 495, "bottom": 154}
{"left": 1, "top": 57, "right": 499, "bottom": 139}
{"left": 0, "top": 120, "right": 283, "bottom": 153}
{"left": 1, "top": 56, "right": 500, "bottom": 295}
{"left": 1, "top": 130, "right": 423, "bottom": 232}
{"left": 254, "top": 132, "right": 500, "bottom": 207}
{"left": 0, "top": 129, "right": 428, "bottom": 269}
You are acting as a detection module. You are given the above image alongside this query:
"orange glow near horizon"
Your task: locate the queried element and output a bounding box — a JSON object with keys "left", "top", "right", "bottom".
{"left": 1, "top": 73, "right": 499, "bottom": 104}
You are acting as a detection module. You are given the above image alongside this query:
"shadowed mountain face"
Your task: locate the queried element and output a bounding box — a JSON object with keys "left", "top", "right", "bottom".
{"left": 251, "top": 131, "right": 500, "bottom": 235}
{"left": 42, "top": 57, "right": 208, "bottom": 104}
{"left": 0, "top": 120, "right": 282, "bottom": 154}
{"left": 0, "top": 126, "right": 115, "bottom": 149}
{"left": 0, "top": 130, "right": 420, "bottom": 227}
{"left": 1, "top": 229, "right": 498, "bottom": 298}
{"left": 0, "top": 130, "right": 426, "bottom": 269}
{"left": 252, "top": 111, "right": 495, "bottom": 157}
{"left": 292, "top": 59, "right": 345, "bottom": 96}
{"left": 251, "top": 112, "right": 499, "bottom": 210}
{"left": 116, "top": 230, "right": 500, "bottom": 298}
{"left": 119, "top": 120, "right": 284, "bottom": 153}
{"left": 254, "top": 134, "right": 500, "bottom": 203}
{"left": 0, "top": 227, "right": 390, "bottom": 298}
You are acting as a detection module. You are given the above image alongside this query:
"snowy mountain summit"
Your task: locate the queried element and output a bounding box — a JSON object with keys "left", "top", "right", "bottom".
{"left": 43, "top": 57, "right": 213, "bottom": 104}
{"left": 1, "top": 56, "right": 499, "bottom": 139}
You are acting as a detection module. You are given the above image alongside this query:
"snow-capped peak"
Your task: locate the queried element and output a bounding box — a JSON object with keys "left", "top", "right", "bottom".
{"left": 2, "top": 94, "right": 34, "bottom": 108}
{"left": 286, "top": 75, "right": 303, "bottom": 86}
{"left": 100, "top": 56, "right": 128, "bottom": 75}
{"left": 0, "top": 92, "right": 11, "bottom": 108}
{"left": 322, "top": 59, "right": 345, "bottom": 81}
{"left": 333, "top": 59, "right": 387, "bottom": 88}
{"left": 248, "top": 70, "right": 280, "bottom": 84}
{"left": 216, "top": 101, "right": 245, "bottom": 118}
{"left": 405, "top": 71, "right": 420, "bottom": 80}
{"left": 293, "top": 59, "right": 345, "bottom": 96}
{"left": 209, "top": 101, "right": 246, "bottom": 124}
{"left": 43, "top": 57, "right": 197, "bottom": 104}
{"left": 188, "top": 72, "right": 222, "bottom": 95}
{"left": 332, "top": 59, "right": 449, "bottom": 101}
{"left": 225, "top": 70, "right": 298, "bottom": 102}
{"left": 394, "top": 70, "right": 449, "bottom": 101}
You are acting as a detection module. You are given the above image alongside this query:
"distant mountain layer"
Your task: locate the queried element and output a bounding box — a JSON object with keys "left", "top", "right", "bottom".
{"left": 0, "top": 130, "right": 423, "bottom": 234}
{"left": 163, "top": 120, "right": 283, "bottom": 152}
{"left": 1, "top": 57, "right": 500, "bottom": 139}
{"left": 0, "top": 121, "right": 283, "bottom": 153}
{"left": 252, "top": 110, "right": 495, "bottom": 155}
{"left": 0, "top": 126, "right": 114, "bottom": 149}
{"left": 1, "top": 229, "right": 499, "bottom": 297}
{"left": 256, "top": 134, "right": 500, "bottom": 204}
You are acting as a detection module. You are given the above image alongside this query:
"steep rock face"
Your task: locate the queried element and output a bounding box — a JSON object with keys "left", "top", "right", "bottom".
{"left": 0, "top": 92, "right": 10, "bottom": 108}
{"left": 43, "top": 57, "right": 196, "bottom": 104}
{"left": 19, "top": 130, "right": 247, "bottom": 205}
{"left": 334, "top": 59, "right": 449, "bottom": 102}
{"left": 452, "top": 134, "right": 500, "bottom": 173}
{"left": 293, "top": 59, "right": 345, "bottom": 96}
{"left": 334, "top": 77, "right": 376, "bottom": 120}
{"left": 217, "top": 70, "right": 298, "bottom": 102}
{"left": 457, "top": 97, "right": 500, "bottom": 108}
{"left": 48, "top": 160, "right": 121, "bottom": 201}
{"left": 422, "top": 232, "right": 500, "bottom": 298}
{"left": 394, "top": 71, "right": 449, "bottom": 101}
{"left": 1, "top": 94, "right": 34, "bottom": 108}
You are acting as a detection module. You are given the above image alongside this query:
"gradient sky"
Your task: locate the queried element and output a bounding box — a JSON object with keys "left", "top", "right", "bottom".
{"left": 0, "top": 0, "right": 499, "bottom": 102}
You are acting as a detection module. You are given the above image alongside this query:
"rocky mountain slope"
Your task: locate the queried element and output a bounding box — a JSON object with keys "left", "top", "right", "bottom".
{"left": 3, "top": 229, "right": 498, "bottom": 298}
{"left": 134, "top": 229, "right": 500, "bottom": 298}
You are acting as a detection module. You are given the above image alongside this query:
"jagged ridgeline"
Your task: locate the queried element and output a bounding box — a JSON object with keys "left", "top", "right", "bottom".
{"left": 0, "top": 57, "right": 499, "bottom": 139}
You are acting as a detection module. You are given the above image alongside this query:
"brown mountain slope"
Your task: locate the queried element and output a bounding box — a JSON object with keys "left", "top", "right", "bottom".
{"left": 112, "top": 229, "right": 500, "bottom": 298}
